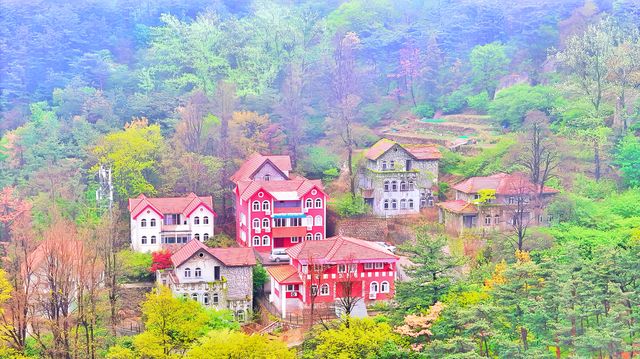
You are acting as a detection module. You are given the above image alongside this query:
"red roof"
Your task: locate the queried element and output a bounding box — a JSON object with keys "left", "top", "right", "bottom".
{"left": 266, "top": 265, "right": 302, "bottom": 284}
{"left": 286, "top": 235, "right": 399, "bottom": 264}
{"left": 452, "top": 173, "right": 559, "bottom": 195}
{"left": 230, "top": 153, "right": 292, "bottom": 183}
{"left": 170, "top": 240, "right": 256, "bottom": 268}
{"left": 365, "top": 138, "right": 441, "bottom": 161}
{"left": 128, "top": 193, "right": 215, "bottom": 219}
{"left": 236, "top": 178, "right": 324, "bottom": 201}
{"left": 436, "top": 200, "right": 478, "bottom": 214}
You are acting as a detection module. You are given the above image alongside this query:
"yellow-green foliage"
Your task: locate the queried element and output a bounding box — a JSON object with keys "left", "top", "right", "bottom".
{"left": 186, "top": 330, "right": 294, "bottom": 359}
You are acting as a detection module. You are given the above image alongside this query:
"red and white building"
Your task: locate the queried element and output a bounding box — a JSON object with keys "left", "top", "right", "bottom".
{"left": 230, "top": 153, "right": 327, "bottom": 252}
{"left": 128, "top": 193, "right": 216, "bottom": 253}
{"left": 265, "top": 235, "right": 399, "bottom": 318}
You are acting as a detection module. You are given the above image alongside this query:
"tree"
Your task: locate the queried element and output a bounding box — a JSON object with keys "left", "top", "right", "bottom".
{"left": 518, "top": 111, "right": 559, "bottom": 193}
{"left": 469, "top": 42, "right": 510, "bottom": 99}
{"left": 174, "top": 91, "right": 214, "bottom": 154}
{"left": 488, "top": 84, "right": 563, "bottom": 129}
{"left": 503, "top": 176, "right": 537, "bottom": 252}
{"left": 396, "top": 228, "right": 463, "bottom": 312}
{"left": 150, "top": 250, "right": 173, "bottom": 273}
{"left": 334, "top": 256, "right": 362, "bottom": 328}
{"left": 253, "top": 263, "right": 267, "bottom": 298}
{"left": 614, "top": 133, "right": 640, "bottom": 187}
{"left": 186, "top": 329, "right": 294, "bottom": 359}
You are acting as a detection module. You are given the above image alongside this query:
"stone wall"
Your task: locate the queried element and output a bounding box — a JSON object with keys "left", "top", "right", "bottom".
{"left": 335, "top": 218, "right": 389, "bottom": 242}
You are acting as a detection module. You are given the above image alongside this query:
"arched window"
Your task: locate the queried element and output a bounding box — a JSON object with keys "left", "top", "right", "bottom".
{"left": 408, "top": 199, "right": 414, "bottom": 209}
{"left": 191, "top": 293, "right": 198, "bottom": 301}
{"left": 151, "top": 236, "right": 156, "bottom": 244}
{"left": 213, "top": 293, "right": 219, "bottom": 305}
{"left": 252, "top": 201, "right": 260, "bottom": 211}
{"left": 306, "top": 233, "right": 313, "bottom": 241}
{"left": 141, "top": 219, "right": 147, "bottom": 227}
{"left": 484, "top": 215, "right": 492, "bottom": 226}
{"left": 253, "top": 236, "right": 260, "bottom": 246}
{"left": 383, "top": 200, "right": 389, "bottom": 210}
{"left": 150, "top": 218, "right": 156, "bottom": 227}
{"left": 400, "top": 181, "right": 407, "bottom": 191}
{"left": 380, "top": 281, "right": 389, "bottom": 293}
{"left": 320, "top": 284, "right": 330, "bottom": 296}
{"left": 262, "top": 218, "right": 270, "bottom": 228}
{"left": 195, "top": 268, "right": 202, "bottom": 277}
{"left": 203, "top": 216, "right": 209, "bottom": 225}
{"left": 262, "top": 235, "right": 270, "bottom": 246}
{"left": 184, "top": 268, "right": 191, "bottom": 278}
{"left": 262, "top": 201, "right": 270, "bottom": 211}
{"left": 408, "top": 181, "right": 415, "bottom": 190}
{"left": 141, "top": 236, "right": 147, "bottom": 244}
{"left": 400, "top": 199, "right": 407, "bottom": 209}
{"left": 194, "top": 233, "right": 200, "bottom": 241}
{"left": 383, "top": 180, "right": 390, "bottom": 192}
{"left": 391, "top": 199, "right": 397, "bottom": 209}
{"left": 370, "top": 281, "right": 379, "bottom": 293}
{"left": 390, "top": 160, "right": 395, "bottom": 169}
{"left": 194, "top": 216, "right": 200, "bottom": 225}
{"left": 203, "top": 233, "right": 209, "bottom": 241}
{"left": 314, "top": 215, "right": 322, "bottom": 226}
{"left": 311, "top": 285, "right": 318, "bottom": 296}
{"left": 305, "top": 198, "right": 313, "bottom": 208}
{"left": 494, "top": 215, "right": 500, "bottom": 225}
{"left": 315, "top": 233, "right": 322, "bottom": 241}
{"left": 306, "top": 215, "right": 313, "bottom": 227}
{"left": 391, "top": 181, "right": 398, "bottom": 192}
{"left": 203, "top": 293, "right": 210, "bottom": 305}
{"left": 253, "top": 219, "right": 260, "bottom": 229}
{"left": 381, "top": 160, "right": 387, "bottom": 171}
{"left": 315, "top": 198, "right": 322, "bottom": 208}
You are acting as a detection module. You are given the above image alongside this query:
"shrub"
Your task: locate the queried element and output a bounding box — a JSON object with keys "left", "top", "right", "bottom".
{"left": 150, "top": 250, "right": 172, "bottom": 272}
{"left": 332, "top": 193, "right": 368, "bottom": 218}
{"left": 117, "top": 250, "right": 153, "bottom": 282}
{"left": 573, "top": 174, "right": 617, "bottom": 200}
{"left": 205, "top": 233, "right": 235, "bottom": 248}
{"left": 298, "top": 146, "right": 340, "bottom": 179}
{"left": 466, "top": 91, "right": 490, "bottom": 112}
{"left": 441, "top": 87, "right": 471, "bottom": 114}
{"left": 488, "top": 84, "right": 563, "bottom": 128}
{"left": 412, "top": 103, "right": 435, "bottom": 118}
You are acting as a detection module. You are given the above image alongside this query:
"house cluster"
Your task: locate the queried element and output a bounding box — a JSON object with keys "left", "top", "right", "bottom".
{"left": 123, "top": 138, "right": 557, "bottom": 321}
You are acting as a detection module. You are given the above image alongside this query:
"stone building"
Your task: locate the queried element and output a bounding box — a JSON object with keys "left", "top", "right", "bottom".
{"left": 358, "top": 138, "right": 441, "bottom": 216}
{"left": 437, "top": 173, "right": 559, "bottom": 235}
{"left": 156, "top": 240, "right": 255, "bottom": 322}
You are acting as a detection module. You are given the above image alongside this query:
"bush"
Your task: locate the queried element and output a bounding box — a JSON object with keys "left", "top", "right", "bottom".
{"left": 298, "top": 146, "right": 340, "bottom": 179}
{"left": 466, "top": 91, "right": 490, "bottom": 112}
{"left": 332, "top": 194, "right": 368, "bottom": 218}
{"left": 573, "top": 174, "right": 617, "bottom": 200}
{"left": 361, "top": 99, "right": 396, "bottom": 126}
{"left": 441, "top": 87, "right": 471, "bottom": 114}
{"left": 117, "top": 250, "right": 153, "bottom": 283}
{"left": 488, "top": 84, "right": 563, "bottom": 128}
{"left": 205, "top": 233, "right": 235, "bottom": 248}
{"left": 412, "top": 103, "right": 435, "bottom": 118}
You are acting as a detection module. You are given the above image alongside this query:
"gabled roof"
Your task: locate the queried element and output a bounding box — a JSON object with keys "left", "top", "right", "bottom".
{"left": 128, "top": 193, "right": 215, "bottom": 219}
{"left": 230, "top": 153, "right": 292, "bottom": 183}
{"left": 286, "top": 235, "right": 398, "bottom": 264}
{"left": 170, "top": 240, "right": 256, "bottom": 268}
{"left": 452, "top": 173, "right": 559, "bottom": 195}
{"left": 236, "top": 178, "right": 324, "bottom": 202}
{"left": 364, "top": 138, "right": 441, "bottom": 161}
{"left": 436, "top": 200, "right": 478, "bottom": 214}
{"left": 266, "top": 265, "right": 302, "bottom": 284}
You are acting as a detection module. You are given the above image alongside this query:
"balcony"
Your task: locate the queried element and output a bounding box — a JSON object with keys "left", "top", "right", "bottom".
{"left": 161, "top": 224, "right": 190, "bottom": 233}
{"left": 273, "top": 206, "right": 303, "bottom": 214}
{"left": 272, "top": 226, "right": 307, "bottom": 238}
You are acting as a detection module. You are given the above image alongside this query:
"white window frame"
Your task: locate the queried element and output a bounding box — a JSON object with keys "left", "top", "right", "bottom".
{"left": 140, "top": 219, "right": 147, "bottom": 227}
{"left": 184, "top": 268, "right": 191, "bottom": 278}
{"left": 141, "top": 236, "right": 147, "bottom": 244}
{"left": 314, "top": 233, "right": 322, "bottom": 240}
{"left": 320, "top": 284, "right": 330, "bottom": 296}
{"left": 305, "top": 233, "right": 313, "bottom": 241}
{"left": 374, "top": 262, "right": 384, "bottom": 269}
{"left": 194, "top": 216, "right": 200, "bottom": 225}
{"left": 203, "top": 216, "right": 209, "bottom": 224}
{"left": 262, "top": 235, "right": 270, "bottom": 246}
{"left": 252, "top": 201, "right": 260, "bottom": 211}
{"left": 253, "top": 236, "right": 260, "bottom": 246}
{"left": 315, "top": 198, "right": 322, "bottom": 208}
{"left": 364, "top": 263, "right": 374, "bottom": 270}
{"left": 380, "top": 281, "right": 389, "bottom": 293}
{"left": 314, "top": 215, "right": 322, "bottom": 226}
{"left": 291, "top": 236, "right": 299, "bottom": 243}
{"left": 150, "top": 218, "right": 156, "bottom": 227}
{"left": 338, "top": 264, "right": 346, "bottom": 273}
{"left": 195, "top": 267, "right": 202, "bottom": 278}
{"left": 253, "top": 218, "right": 261, "bottom": 229}
{"left": 305, "top": 198, "right": 313, "bottom": 208}
{"left": 262, "top": 218, "right": 270, "bottom": 228}
{"left": 262, "top": 201, "right": 270, "bottom": 211}
{"left": 370, "top": 281, "right": 379, "bottom": 293}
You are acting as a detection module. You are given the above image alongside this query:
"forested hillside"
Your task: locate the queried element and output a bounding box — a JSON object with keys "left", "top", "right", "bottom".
{"left": 1, "top": 0, "right": 640, "bottom": 358}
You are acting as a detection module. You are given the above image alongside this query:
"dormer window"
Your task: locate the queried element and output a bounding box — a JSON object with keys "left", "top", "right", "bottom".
{"left": 264, "top": 174, "right": 270, "bottom": 181}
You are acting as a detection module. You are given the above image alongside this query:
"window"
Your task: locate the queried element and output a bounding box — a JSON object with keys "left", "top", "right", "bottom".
{"left": 383, "top": 200, "right": 389, "bottom": 210}
{"left": 338, "top": 264, "right": 346, "bottom": 273}
{"left": 508, "top": 196, "right": 515, "bottom": 205}
{"left": 474, "top": 194, "right": 481, "bottom": 200}
{"left": 315, "top": 233, "right": 322, "bottom": 240}
{"left": 141, "top": 236, "right": 147, "bottom": 244}
{"left": 253, "top": 219, "right": 261, "bottom": 229}
{"left": 384, "top": 180, "right": 390, "bottom": 192}
{"left": 194, "top": 216, "right": 200, "bottom": 225}
{"left": 262, "top": 201, "right": 270, "bottom": 211}
{"left": 150, "top": 218, "right": 156, "bottom": 227}
{"left": 390, "top": 160, "right": 395, "bottom": 169}
{"left": 406, "top": 159, "right": 412, "bottom": 171}
{"left": 164, "top": 214, "right": 179, "bottom": 225}
{"left": 391, "top": 199, "right": 397, "bottom": 210}
{"left": 306, "top": 233, "right": 313, "bottom": 241}
{"left": 315, "top": 198, "right": 322, "bottom": 208}
{"left": 314, "top": 216, "right": 322, "bottom": 226}
{"left": 364, "top": 263, "right": 374, "bottom": 270}
{"left": 184, "top": 268, "right": 191, "bottom": 278}
{"left": 400, "top": 181, "right": 407, "bottom": 191}
{"left": 191, "top": 293, "right": 198, "bottom": 301}
{"left": 253, "top": 236, "right": 260, "bottom": 246}
{"left": 203, "top": 293, "right": 210, "bottom": 305}
{"left": 494, "top": 215, "right": 500, "bottom": 225}
{"left": 141, "top": 219, "right": 147, "bottom": 227}
{"left": 408, "top": 199, "right": 414, "bottom": 209}
{"left": 203, "top": 216, "right": 209, "bottom": 225}
{"left": 262, "top": 218, "right": 270, "bottom": 228}
{"left": 400, "top": 199, "right": 407, "bottom": 209}
{"left": 213, "top": 293, "right": 219, "bottom": 305}
{"left": 409, "top": 181, "right": 415, "bottom": 190}
{"left": 275, "top": 218, "right": 286, "bottom": 227}
{"left": 203, "top": 233, "right": 209, "bottom": 241}
{"left": 287, "top": 284, "right": 295, "bottom": 292}
{"left": 214, "top": 266, "right": 221, "bottom": 281}
{"left": 391, "top": 181, "right": 398, "bottom": 192}
{"left": 151, "top": 236, "right": 156, "bottom": 244}
{"left": 370, "top": 281, "right": 379, "bottom": 293}
{"left": 311, "top": 285, "right": 318, "bottom": 296}
{"left": 381, "top": 281, "right": 390, "bottom": 293}
{"left": 291, "top": 236, "right": 300, "bottom": 243}
{"left": 291, "top": 218, "right": 302, "bottom": 227}
{"left": 381, "top": 160, "right": 387, "bottom": 171}
{"left": 195, "top": 268, "right": 202, "bottom": 278}
{"left": 252, "top": 201, "right": 260, "bottom": 211}
{"left": 305, "top": 198, "right": 313, "bottom": 208}
{"left": 374, "top": 262, "right": 384, "bottom": 269}
{"left": 349, "top": 264, "right": 357, "bottom": 272}
{"left": 320, "top": 284, "right": 330, "bottom": 296}
{"left": 485, "top": 216, "right": 492, "bottom": 225}
{"left": 264, "top": 174, "right": 270, "bottom": 181}
{"left": 194, "top": 233, "right": 200, "bottom": 241}
{"left": 262, "top": 235, "right": 270, "bottom": 246}
{"left": 301, "top": 264, "right": 308, "bottom": 273}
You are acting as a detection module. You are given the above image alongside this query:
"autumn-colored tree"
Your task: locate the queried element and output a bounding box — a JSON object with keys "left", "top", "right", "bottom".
{"left": 395, "top": 301, "right": 445, "bottom": 343}
{"left": 150, "top": 250, "right": 173, "bottom": 272}
{"left": 229, "top": 111, "right": 271, "bottom": 158}
{"left": 174, "top": 91, "right": 215, "bottom": 153}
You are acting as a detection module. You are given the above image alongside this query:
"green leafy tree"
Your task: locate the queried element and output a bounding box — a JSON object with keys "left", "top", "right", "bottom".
{"left": 614, "top": 133, "right": 640, "bottom": 187}
{"left": 469, "top": 42, "right": 510, "bottom": 99}
{"left": 488, "top": 84, "right": 563, "bottom": 128}
{"left": 186, "top": 330, "right": 294, "bottom": 359}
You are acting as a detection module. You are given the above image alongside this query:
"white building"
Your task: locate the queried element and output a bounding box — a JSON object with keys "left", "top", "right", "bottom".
{"left": 128, "top": 193, "right": 216, "bottom": 253}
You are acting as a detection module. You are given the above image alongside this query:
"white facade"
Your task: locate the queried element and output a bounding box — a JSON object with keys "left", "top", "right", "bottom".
{"left": 130, "top": 204, "right": 215, "bottom": 253}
